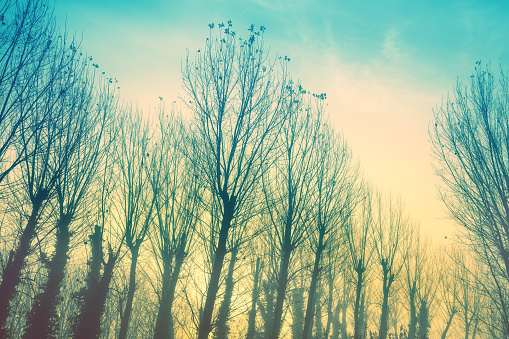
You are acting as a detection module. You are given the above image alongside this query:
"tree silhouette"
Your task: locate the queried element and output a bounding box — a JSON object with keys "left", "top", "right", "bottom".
{"left": 0, "top": 1, "right": 118, "bottom": 334}
{"left": 302, "top": 119, "right": 359, "bottom": 339}
{"left": 346, "top": 187, "right": 374, "bottom": 339}
{"left": 263, "top": 85, "right": 320, "bottom": 339}
{"left": 114, "top": 106, "right": 156, "bottom": 339}
{"left": 0, "top": 8, "right": 502, "bottom": 339}
{"left": 181, "top": 24, "right": 291, "bottom": 339}
{"left": 22, "top": 46, "right": 117, "bottom": 339}
{"left": 431, "top": 63, "right": 509, "bottom": 336}
{"left": 0, "top": 0, "right": 59, "bottom": 185}
{"left": 373, "top": 193, "right": 408, "bottom": 339}
{"left": 150, "top": 108, "right": 203, "bottom": 339}
{"left": 72, "top": 154, "right": 123, "bottom": 339}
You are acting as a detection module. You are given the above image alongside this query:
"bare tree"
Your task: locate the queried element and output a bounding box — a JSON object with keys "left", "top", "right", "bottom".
{"left": 213, "top": 197, "right": 263, "bottom": 339}
{"left": 431, "top": 62, "right": 509, "bottom": 336}
{"left": 0, "top": 0, "right": 65, "bottom": 185}
{"left": 326, "top": 250, "right": 350, "bottom": 339}
{"left": 72, "top": 152, "right": 124, "bottom": 339}
{"left": 345, "top": 187, "right": 374, "bottom": 339}
{"left": 404, "top": 227, "right": 424, "bottom": 339}
{"left": 246, "top": 256, "right": 262, "bottom": 339}
{"left": 372, "top": 193, "right": 407, "bottom": 339}
{"left": 447, "top": 247, "right": 485, "bottom": 339}
{"left": 22, "top": 49, "right": 117, "bottom": 338}
{"left": 0, "top": 7, "right": 104, "bottom": 335}
{"left": 439, "top": 253, "right": 458, "bottom": 339}
{"left": 114, "top": 106, "right": 156, "bottom": 339}
{"left": 181, "top": 22, "right": 290, "bottom": 339}
{"left": 301, "top": 119, "right": 359, "bottom": 339}
{"left": 256, "top": 216, "right": 280, "bottom": 338}
{"left": 404, "top": 227, "right": 439, "bottom": 339}
{"left": 263, "top": 86, "right": 320, "bottom": 339}
{"left": 150, "top": 108, "right": 203, "bottom": 339}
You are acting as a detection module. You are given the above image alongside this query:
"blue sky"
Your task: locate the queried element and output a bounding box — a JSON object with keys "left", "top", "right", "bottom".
{"left": 54, "top": 0, "right": 509, "bottom": 97}
{"left": 54, "top": 0, "right": 509, "bottom": 240}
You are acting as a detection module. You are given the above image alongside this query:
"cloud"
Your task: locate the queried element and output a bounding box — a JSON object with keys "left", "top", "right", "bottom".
{"left": 382, "top": 28, "right": 400, "bottom": 60}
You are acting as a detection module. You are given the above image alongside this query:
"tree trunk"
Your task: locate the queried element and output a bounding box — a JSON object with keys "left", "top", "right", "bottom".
{"left": 341, "top": 294, "right": 348, "bottom": 339}
{"left": 0, "top": 191, "right": 46, "bottom": 339}
{"left": 324, "top": 268, "right": 333, "bottom": 339}
{"left": 379, "top": 260, "right": 393, "bottom": 339}
{"left": 353, "top": 260, "right": 365, "bottom": 339}
{"left": 441, "top": 310, "right": 456, "bottom": 339}
{"left": 198, "top": 199, "right": 234, "bottom": 339}
{"left": 331, "top": 301, "right": 341, "bottom": 339}
{"left": 23, "top": 215, "right": 72, "bottom": 339}
{"left": 379, "top": 288, "right": 390, "bottom": 339}
{"left": 417, "top": 300, "right": 429, "bottom": 339}
{"left": 407, "top": 283, "right": 417, "bottom": 339}
{"left": 154, "top": 254, "right": 173, "bottom": 339}
{"left": 246, "top": 258, "right": 261, "bottom": 339}
{"left": 470, "top": 316, "right": 479, "bottom": 339}
{"left": 214, "top": 248, "right": 238, "bottom": 339}
{"left": 74, "top": 249, "right": 118, "bottom": 339}
{"left": 359, "top": 293, "right": 366, "bottom": 339}
{"left": 269, "top": 241, "right": 292, "bottom": 339}
{"left": 118, "top": 245, "right": 140, "bottom": 339}
{"left": 88, "top": 225, "right": 104, "bottom": 294}
{"left": 291, "top": 286, "right": 304, "bottom": 339}
{"left": 302, "top": 231, "right": 324, "bottom": 339}
{"left": 260, "top": 279, "right": 276, "bottom": 337}
{"left": 153, "top": 242, "right": 186, "bottom": 339}
{"left": 314, "top": 285, "right": 322, "bottom": 339}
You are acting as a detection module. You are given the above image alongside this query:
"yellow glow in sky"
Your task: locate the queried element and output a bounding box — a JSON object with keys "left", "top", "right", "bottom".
{"left": 54, "top": 0, "right": 509, "bottom": 242}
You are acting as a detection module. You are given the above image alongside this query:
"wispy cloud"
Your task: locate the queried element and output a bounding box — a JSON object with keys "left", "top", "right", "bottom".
{"left": 382, "top": 28, "right": 401, "bottom": 60}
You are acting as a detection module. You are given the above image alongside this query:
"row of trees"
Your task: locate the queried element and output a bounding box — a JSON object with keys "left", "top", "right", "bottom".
{"left": 0, "top": 1, "right": 507, "bottom": 338}
{"left": 431, "top": 60, "right": 509, "bottom": 338}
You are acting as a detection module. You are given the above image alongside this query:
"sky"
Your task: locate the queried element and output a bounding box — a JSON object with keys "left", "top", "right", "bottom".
{"left": 53, "top": 0, "right": 509, "bottom": 242}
